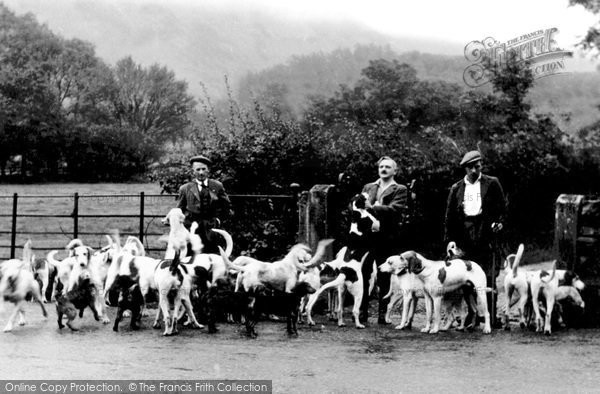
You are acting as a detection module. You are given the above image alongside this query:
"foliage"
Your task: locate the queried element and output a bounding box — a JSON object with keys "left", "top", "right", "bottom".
{"left": 0, "top": 5, "right": 195, "bottom": 181}
{"left": 570, "top": 0, "right": 600, "bottom": 56}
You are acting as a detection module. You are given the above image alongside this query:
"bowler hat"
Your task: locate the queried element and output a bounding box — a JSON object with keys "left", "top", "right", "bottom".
{"left": 460, "top": 150, "right": 481, "bottom": 167}
{"left": 189, "top": 155, "right": 212, "bottom": 166}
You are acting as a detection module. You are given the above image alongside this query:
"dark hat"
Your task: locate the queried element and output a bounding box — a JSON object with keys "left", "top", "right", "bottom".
{"left": 460, "top": 150, "right": 482, "bottom": 167}
{"left": 189, "top": 155, "right": 212, "bottom": 166}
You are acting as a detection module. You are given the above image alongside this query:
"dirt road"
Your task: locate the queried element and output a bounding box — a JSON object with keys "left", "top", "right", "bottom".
{"left": 1, "top": 302, "right": 599, "bottom": 393}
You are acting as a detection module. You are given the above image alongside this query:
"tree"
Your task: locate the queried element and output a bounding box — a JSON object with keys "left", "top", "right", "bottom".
{"left": 570, "top": 0, "right": 600, "bottom": 56}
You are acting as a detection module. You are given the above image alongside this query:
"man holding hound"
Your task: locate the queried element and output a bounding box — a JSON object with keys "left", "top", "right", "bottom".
{"left": 360, "top": 156, "right": 408, "bottom": 325}
{"left": 444, "top": 150, "right": 507, "bottom": 326}
{"left": 177, "top": 155, "right": 232, "bottom": 254}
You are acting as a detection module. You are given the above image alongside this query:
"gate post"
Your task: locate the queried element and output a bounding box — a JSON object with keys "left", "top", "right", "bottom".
{"left": 73, "top": 192, "right": 79, "bottom": 239}
{"left": 297, "top": 184, "right": 336, "bottom": 259}
{"left": 139, "top": 192, "right": 145, "bottom": 241}
{"left": 554, "top": 194, "right": 583, "bottom": 270}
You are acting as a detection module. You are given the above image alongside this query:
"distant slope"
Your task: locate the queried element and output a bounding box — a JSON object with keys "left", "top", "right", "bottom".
{"left": 238, "top": 47, "right": 600, "bottom": 133}
{"left": 2, "top": 0, "right": 463, "bottom": 99}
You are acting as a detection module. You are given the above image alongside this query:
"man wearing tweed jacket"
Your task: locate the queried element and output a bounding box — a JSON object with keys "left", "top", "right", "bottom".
{"left": 177, "top": 155, "right": 232, "bottom": 254}
{"left": 360, "top": 156, "right": 408, "bottom": 325}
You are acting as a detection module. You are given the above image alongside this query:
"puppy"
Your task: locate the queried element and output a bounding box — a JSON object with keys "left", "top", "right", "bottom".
{"left": 55, "top": 271, "right": 100, "bottom": 331}
{"left": 199, "top": 278, "right": 249, "bottom": 334}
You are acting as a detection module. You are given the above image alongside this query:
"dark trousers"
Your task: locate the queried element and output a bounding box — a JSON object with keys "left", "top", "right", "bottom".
{"left": 459, "top": 216, "right": 498, "bottom": 321}
{"left": 359, "top": 241, "right": 396, "bottom": 322}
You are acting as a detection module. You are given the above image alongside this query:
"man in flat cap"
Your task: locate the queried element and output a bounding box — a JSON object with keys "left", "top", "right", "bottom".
{"left": 360, "top": 156, "right": 409, "bottom": 325}
{"left": 444, "top": 150, "right": 506, "bottom": 326}
{"left": 177, "top": 155, "right": 232, "bottom": 253}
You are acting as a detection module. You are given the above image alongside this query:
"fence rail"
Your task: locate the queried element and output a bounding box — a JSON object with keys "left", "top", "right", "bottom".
{"left": 0, "top": 192, "right": 298, "bottom": 260}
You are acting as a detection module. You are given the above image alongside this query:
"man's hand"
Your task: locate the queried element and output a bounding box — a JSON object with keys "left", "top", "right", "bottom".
{"left": 491, "top": 222, "right": 503, "bottom": 233}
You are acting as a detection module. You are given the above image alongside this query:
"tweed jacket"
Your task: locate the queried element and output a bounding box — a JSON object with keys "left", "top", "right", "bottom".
{"left": 176, "top": 179, "right": 231, "bottom": 226}
{"left": 444, "top": 174, "right": 506, "bottom": 243}
{"left": 361, "top": 180, "right": 408, "bottom": 241}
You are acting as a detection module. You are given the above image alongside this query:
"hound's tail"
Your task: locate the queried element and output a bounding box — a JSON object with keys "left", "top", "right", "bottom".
{"left": 47, "top": 250, "right": 61, "bottom": 268}
{"left": 211, "top": 229, "right": 233, "bottom": 258}
{"left": 218, "top": 247, "right": 246, "bottom": 272}
{"left": 512, "top": 244, "right": 525, "bottom": 277}
{"left": 541, "top": 260, "right": 557, "bottom": 284}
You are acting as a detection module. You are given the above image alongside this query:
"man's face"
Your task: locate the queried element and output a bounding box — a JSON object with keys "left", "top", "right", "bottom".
{"left": 192, "top": 162, "right": 209, "bottom": 181}
{"left": 464, "top": 160, "right": 482, "bottom": 182}
{"left": 378, "top": 159, "right": 396, "bottom": 181}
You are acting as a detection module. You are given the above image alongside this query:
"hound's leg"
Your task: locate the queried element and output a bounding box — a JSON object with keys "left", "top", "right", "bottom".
{"left": 517, "top": 291, "right": 529, "bottom": 330}
{"left": 4, "top": 302, "right": 24, "bottom": 332}
{"left": 181, "top": 296, "right": 204, "bottom": 329}
{"left": 504, "top": 285, "right": 514, "bottom": 330}
{"left": 531, "top": 286, "right": 543, "bottom": 333}
{"left": 543, "top": 290, "right": 555, "bottom": 336}
{"left": 430, "top": 296, "right": 443, "bottom": 334}
{"left": 396, "top": 291, "right": 412, "bottom": 330}
{"left": 421, "top": 292, "right": 433, "bottom": 333}
{"left": 477, "top": 289, "right": 491, "bottom": 334}
{"left": 351, "top": 282, "right": 365, "bottom": 329}
{"left": 337, "top": 286, "right": 346, "bottom": 327}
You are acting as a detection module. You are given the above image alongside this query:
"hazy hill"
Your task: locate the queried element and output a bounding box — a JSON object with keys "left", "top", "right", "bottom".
{"left": 1, "top": 0, "right": 463, "bottom": 99}
{"left": 238, "top": 47, "right": 600, "bottom": 133}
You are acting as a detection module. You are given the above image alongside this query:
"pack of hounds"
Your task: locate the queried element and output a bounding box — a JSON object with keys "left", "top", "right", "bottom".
{"left": 0, "top": 193, "right": 587, "bottom": 337}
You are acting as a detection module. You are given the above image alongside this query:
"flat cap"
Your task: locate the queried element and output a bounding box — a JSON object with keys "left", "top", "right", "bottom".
{"left": 189, "top": 155, "right": 212, "bottom": 166}
{"left": 460, "top": 150, "right": 482, "bottom": 167}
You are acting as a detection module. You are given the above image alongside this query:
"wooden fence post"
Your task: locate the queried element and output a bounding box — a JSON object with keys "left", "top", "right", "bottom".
{"left": 139, "top": 192, "right": 145, "bottom": 241}
{"left": 297, "top": 184, "right": 335, "bottom": 259}
{"left": 73, "top": 192, "right": 79, "bottom": 239}
{"left": 10, "top": 193, "right": 18, "bottom": 259}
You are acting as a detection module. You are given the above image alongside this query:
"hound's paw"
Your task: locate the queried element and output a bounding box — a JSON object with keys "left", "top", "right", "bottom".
{"left": 355, "top": 323, "right": 365, "bottom": 329}
{"left": 483, "top": 327, "right": 491, "bottom": 334}
{"left": 307, "top": 321, "right": 315, "bottom": 326}
{"left": 194, "top": 323, "right": 205, "bottom": 329}
{"left": 544, "top": 330, "right": 552, "bottom": 336}
{"left": 18, "top": 320, "right": 26, "bottom": 326}
{"left": 394, "top": 324, "right": 404, "bottom": 330}
{"left": 102, "top": 317, "right": 110, "bottom": 324}
{"left": 420, "top": 327, "right": 430, "bottom": 333}
{"left": 123, "top": 310, "right": 131, "bottom": 318}
{"left": 428, "top": 329, "right": 439, "bottom": 334}
{"left": 152, "top": 322, "right": 161, "bottom": 329}
{"left": 3, "top": 327, "right": 13, "bottom": 332}
{"left": 338, "top": 322, "right": 346, "bottom": 327}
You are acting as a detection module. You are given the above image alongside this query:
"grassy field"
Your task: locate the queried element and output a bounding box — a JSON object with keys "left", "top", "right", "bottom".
{"left": 0, "top": 183, "right": 181, "bottom": 260}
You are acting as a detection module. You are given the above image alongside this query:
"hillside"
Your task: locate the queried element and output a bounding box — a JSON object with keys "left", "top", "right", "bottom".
{"left": 2, "top": 0, "right": 463, "bottom": 99}
{"left": 237, "top": 47, "right": 600, "bottom": 133}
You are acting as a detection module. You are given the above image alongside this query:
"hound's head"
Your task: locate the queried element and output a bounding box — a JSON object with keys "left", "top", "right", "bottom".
{"left": 379, "top": 255, "right": 408, "bottom": 275}
{"left": 289, "top": 244, "right": 313, "bottom": 264}
{"left": 400, "top": 251, "right": 423, "bottom": 274}
{"left": 562, "top": 270, "right": 585, "bottom": 292}
{"left": 292, "top": 280, "right": 317, "bottom": 297}
{"left": 66, "top": 240, "right": 93, "bottom": 268}
{"left": 557, "top": 285, "right": 585, "bottom": 309}
{"left": 162, "top": 208, "right": 186, "bottom": 227}
{"left": 446, "top": 241, "right": 464, "bottom": 259}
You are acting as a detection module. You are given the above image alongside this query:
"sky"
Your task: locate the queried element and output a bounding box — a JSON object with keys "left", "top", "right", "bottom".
{"left": 3, "top": 0, "right": 598, "bottom": 68}
{"left": 194, "top": 0, "right": 596, "bottom": 49}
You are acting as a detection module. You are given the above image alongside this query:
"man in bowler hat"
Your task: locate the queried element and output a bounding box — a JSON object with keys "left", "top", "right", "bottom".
{"left": 444, "top": 150, "right": 506, "bottom": 325}
{"left": 177, "top": 155, "right": 232, "bottom": 254}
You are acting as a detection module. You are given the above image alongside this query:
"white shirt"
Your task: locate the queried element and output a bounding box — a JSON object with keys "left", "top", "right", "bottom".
{"left": 374, "top": 178, "right": 398, "bottom": 205}
{"left": 195, "top": 179, "right": 208, "bottom": 192}
{"left": 463, "top": 174, "right": 482, "bottom": 216}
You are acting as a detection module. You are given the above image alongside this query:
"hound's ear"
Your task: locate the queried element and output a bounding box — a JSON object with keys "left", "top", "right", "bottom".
{"left": 406, "top": 252, "right": 420, "bottom": 273}
{"left": 87, "top": 247, "right": 94, "bottom": 262}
